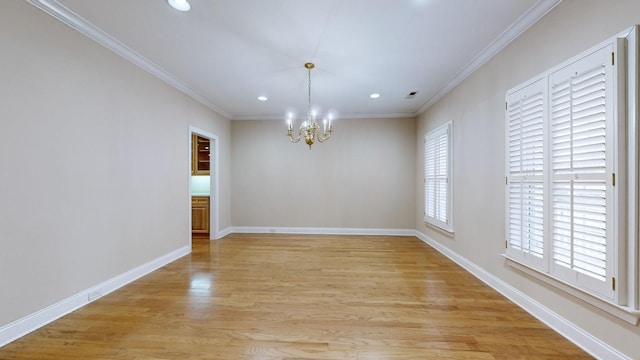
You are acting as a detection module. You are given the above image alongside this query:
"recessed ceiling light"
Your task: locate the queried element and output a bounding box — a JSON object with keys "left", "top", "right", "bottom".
{"left": 257, "top": 96, "right": 268, "bottom": 101}
{"left": 167, "top": 0, "right": 190, "bottom": 12}
{"left": 370, "top": 93, "right": 381, "bottom": 99}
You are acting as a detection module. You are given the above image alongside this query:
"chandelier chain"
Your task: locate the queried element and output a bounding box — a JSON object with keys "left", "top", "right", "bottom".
{"left": 307, "top": 66, "right": 312, "bottom": 120}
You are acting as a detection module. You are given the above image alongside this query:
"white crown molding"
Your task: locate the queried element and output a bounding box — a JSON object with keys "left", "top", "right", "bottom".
{"left": 25, "top": 0, "right": 232, "bottom": 119}
{"left": 25, "top": 0, "right": 560, "bottom": 121}
{"left": 25, "top": 0, "right": 418, "bottom": 122}
{"left": 232, "top": 112, "right": 418, "bottom": 121}
{"left": 0, "top": 245, "right": 190, "bottom": 348}
{"left": 414, "top": 230, "right": 631, "bottom": 360}
{"left": 416, "top": 0, "right": 562, "bottom": 114}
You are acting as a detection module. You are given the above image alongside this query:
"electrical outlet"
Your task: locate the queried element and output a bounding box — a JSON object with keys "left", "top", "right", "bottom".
{"left": 88, "top": 290, "right": 102, "bottom": 301}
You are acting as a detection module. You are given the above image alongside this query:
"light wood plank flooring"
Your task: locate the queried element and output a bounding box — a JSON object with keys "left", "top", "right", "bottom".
{"left": 0, "top": 234, "right": 593, "bottom": 359}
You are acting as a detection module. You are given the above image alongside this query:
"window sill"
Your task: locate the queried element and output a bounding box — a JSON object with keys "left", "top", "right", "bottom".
{"left": 424, "top": 221, "right": 454, "bottom": 237}
{"left": 502, "top": 254, "right": 640, "bottom": 326}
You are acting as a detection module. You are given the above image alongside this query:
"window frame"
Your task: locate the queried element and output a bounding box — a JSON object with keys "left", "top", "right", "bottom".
{"left": 424, "top": 121, "right": 453, "bottom": 233}
{"left": 504, "top": 27, "right": 639, "bottom": 323}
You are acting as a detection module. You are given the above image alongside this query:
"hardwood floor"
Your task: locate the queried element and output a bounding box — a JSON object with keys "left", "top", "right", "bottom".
{"left": 0, "top": 234, "right": 593, "bottom": 359}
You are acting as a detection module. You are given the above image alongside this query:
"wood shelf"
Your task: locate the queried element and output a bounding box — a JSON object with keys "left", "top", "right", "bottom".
{"left": 192, "top": 134, "right": 210, "bottom": 175}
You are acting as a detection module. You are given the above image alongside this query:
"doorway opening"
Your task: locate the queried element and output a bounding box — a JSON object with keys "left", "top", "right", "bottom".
{"left": 189, "top": 127, "right": 219, "bottom": 244}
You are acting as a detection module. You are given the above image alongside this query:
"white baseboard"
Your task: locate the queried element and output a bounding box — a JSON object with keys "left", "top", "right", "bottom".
{"left": 0, "top": 245, "right": 190, "bottom": 348}
{"left": 216, "top": 227, "right": 233, "bottom": 239}
{"left": 413, "top": 230, "right": 630, "bottom": 360}
{"left": 229, "top": 226, "right": 415, "bottom": 236}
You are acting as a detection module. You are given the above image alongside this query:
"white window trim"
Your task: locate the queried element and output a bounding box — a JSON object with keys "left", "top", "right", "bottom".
{"left": 626, "top": 26, "right": 640, "bottom": 313}
{"left": 503, "top": 25, "right": 640, "bottom": 323}
{"left": 503, "top": 255, "right": 640, "bottom": 325}
{"left": 424, "top": 121, "right": 453, "bottom": 233}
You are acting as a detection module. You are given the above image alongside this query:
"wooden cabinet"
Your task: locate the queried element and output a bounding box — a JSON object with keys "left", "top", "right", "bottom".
{"left": 192, "top": 134, "right": 210, "bottom": 175}
{"left": 191, "top": 196, "right": 210, "bottom": 236}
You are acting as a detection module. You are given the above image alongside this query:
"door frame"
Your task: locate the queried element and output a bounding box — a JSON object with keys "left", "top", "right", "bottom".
{"left": 189, "top": 126, "right": 219, "bottom": 241}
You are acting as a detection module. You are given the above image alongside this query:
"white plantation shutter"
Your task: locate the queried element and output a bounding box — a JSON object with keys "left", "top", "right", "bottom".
{"left": 424, "top": 122, "right": 452, "bottom": 231}
{"left": 504, "top": 39, "right": 624, "bottom": 302}
{"left": 505, "top": 79, "right": 546, "bottom": 268}
{"left": 549, "top": 44, "right": 617, "bottom": 298}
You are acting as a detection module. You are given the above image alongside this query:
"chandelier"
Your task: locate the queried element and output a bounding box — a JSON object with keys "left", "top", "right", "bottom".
{"left": 287, "top": 62, "right": 333, "bottom": 149}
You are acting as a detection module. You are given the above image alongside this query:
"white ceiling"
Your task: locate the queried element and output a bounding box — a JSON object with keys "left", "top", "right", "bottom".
{"left": 28, "top": 0, "right": 559, "bottom": 121}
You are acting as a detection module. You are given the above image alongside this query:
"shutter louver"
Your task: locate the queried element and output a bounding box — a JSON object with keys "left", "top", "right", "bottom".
{"left": 552, "top": 181, "right": 607, "bottom": 280}
{"left": 506, "top": 79, "right": 545, "bottom": 264}
{"left": 549, "top": 45, "right": 615, "bottom": 296}
{"left": 508, "top": 182, "right": 544, "bottom": 256}
{"left": 424, "top": 123, "right": 451, "bottom": 231}
{"left": 425, "top": 137, "right": 436, "bottom": 219}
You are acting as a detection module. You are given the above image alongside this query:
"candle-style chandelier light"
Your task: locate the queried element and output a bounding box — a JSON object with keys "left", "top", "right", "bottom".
{"left": 286, "top": 62, "right": 333, "bottom": 149}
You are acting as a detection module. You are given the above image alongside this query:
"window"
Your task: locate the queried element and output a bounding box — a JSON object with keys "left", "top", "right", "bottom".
{"left": 505, "top": 38, "right": 626, "bottom": 303}
{"left": 424, "top": 122, "right": 452, "bottom": 232}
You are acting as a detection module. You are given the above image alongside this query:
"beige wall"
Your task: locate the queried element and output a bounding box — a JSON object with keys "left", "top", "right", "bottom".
{"left": 416, "top": 0, "right": 640, "bottom": 358}
{"left": 232, "top": 118, "right": 416, "bottom": 229}
{"left": 0, "top": 1, "right": 231, "bottom": 326}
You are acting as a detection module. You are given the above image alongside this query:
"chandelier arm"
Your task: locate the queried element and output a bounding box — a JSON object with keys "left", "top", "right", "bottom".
{"left": 317, "top": 125, "right": 333, "bottom": 142}
{"left": 317, "top": 133, "right": 331, "bottom": 143}
{"left": 287, "top": 128, "right": 302, "bottom": 143}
